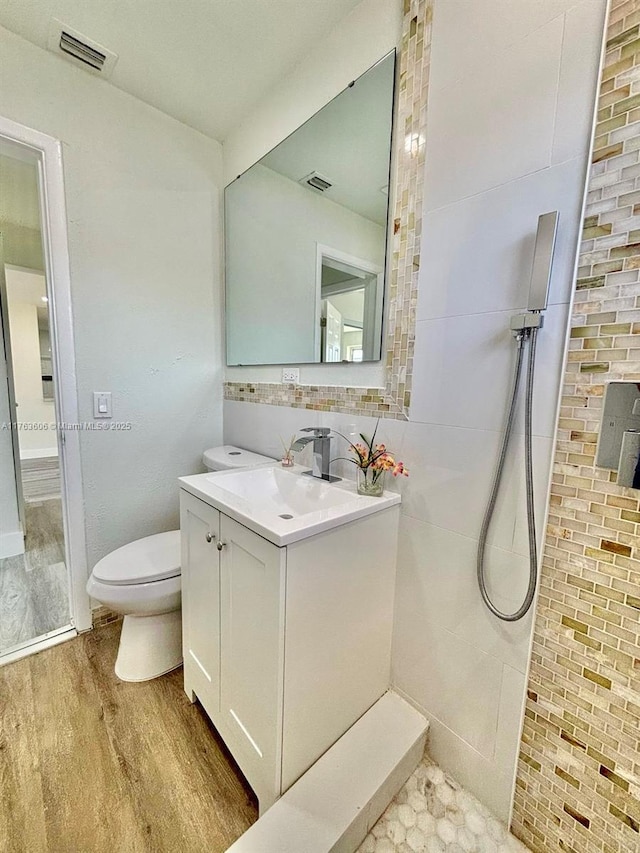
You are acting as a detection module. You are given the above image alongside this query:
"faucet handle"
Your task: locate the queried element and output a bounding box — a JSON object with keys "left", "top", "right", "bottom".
{"left": 300, "top": 426, "right": 330, "bottom": 436}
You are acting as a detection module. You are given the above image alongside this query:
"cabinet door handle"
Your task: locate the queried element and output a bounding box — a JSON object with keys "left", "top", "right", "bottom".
{"left": 216, "top": 541, "right": 226, "bottom": 551}
{"left": 205, "top": 532, "right": 216, "bottom": 543}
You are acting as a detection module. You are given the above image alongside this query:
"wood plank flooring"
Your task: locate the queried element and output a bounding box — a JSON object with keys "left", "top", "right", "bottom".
{"left": 21, "top": 456, "right": 61, "bottom": 502}
{"left": 0, "top": 624, "right": 258, "bottom": 852}
{"left": 0, "top": 499, "right": 69, "bottom": 655}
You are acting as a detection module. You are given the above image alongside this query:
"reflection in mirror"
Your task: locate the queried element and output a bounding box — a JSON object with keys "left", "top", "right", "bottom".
{"left": 596, "top": 382, "right": 640, "bottom": 490}
{"left": 225, "top": 51, "right": 396, "bottom": 366}
{"left": 38, "top": 306, "right": 54, "bottom": 400}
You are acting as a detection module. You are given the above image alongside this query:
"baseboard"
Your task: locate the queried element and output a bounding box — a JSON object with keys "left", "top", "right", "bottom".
{"left": 0, "top": 530, "right": 25, "bottom": 559}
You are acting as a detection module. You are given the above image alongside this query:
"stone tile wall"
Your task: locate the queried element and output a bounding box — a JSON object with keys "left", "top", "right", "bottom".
{"left": 512, "top": 2, "right": 640, "bottom": 850}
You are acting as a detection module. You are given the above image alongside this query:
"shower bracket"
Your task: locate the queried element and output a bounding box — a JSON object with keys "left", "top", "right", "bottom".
{"left": 510, "top": 311, "right": 544, "bottom": 333}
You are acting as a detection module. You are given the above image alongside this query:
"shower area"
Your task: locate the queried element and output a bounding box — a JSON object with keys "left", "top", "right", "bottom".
{"left": 0, "top": 141, "right": 71, "bottom": 657}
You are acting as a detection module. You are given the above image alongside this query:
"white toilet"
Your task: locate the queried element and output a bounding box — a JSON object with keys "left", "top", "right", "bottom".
{"left": 86, "top": 445, "right": 275, "bottom": 682}
{"left": 202, "top": 444, "right": 276, "bottom": 472}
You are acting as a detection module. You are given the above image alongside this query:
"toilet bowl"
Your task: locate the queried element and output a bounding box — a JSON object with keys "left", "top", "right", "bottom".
{"left": 87, "top": 445, "right": 275, "bottom": 682}
{"left": 87, "top": 530, "right": 182, "bottom": 682}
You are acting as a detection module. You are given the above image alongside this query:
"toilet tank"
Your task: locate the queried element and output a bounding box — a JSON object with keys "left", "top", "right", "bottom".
{"left": 203, "top": 445, "right": 275, "bottom": 472}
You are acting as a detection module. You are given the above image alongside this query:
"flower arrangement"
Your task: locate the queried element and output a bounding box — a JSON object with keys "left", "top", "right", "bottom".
{"left": 341, "top": 421, "right": 408, "bottom": 496}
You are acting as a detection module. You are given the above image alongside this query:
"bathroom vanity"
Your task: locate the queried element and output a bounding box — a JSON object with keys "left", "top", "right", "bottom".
{"left": 178, "top": 465, "right": 400, "bottom": 813}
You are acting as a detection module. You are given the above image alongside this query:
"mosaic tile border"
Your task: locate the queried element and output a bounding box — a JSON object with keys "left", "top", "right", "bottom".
{"left": 92, "top": 605, "right": 122, "bottom": 630}
{"left": 224, "top": 0, "right": 433, "bottom": 421}
{"left": 512, "top": 3, "right": 640, "bottom": 851}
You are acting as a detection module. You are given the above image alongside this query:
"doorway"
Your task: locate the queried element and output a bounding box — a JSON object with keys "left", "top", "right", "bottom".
{"left": 0, "top": 119, "right": 90, "bottom": 662}
{"left": 316, "top": 245, "right": 383, "bottom": 363}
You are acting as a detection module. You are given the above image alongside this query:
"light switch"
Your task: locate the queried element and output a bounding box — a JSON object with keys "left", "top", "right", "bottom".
{"left": 93, "top": 391, "right": 112, "bottom": 419}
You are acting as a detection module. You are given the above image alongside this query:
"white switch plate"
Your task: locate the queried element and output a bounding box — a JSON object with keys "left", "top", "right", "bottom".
{"left": 93, "top": 391, "right": 112, "bottom": 418}
{"left": 282, "top": 368, "right": 300, "bottom": 384}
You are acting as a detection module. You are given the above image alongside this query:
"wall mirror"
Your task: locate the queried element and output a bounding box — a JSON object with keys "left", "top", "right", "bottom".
{"left": 224, "top": 51, "right": 396, "bottom": 366}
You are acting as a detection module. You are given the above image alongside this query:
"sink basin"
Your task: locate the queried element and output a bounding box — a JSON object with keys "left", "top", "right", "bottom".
{"left": 179, "top": 464, "right": 401, "bottom": 546}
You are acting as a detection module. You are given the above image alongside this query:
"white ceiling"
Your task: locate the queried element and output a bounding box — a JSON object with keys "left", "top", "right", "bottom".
{"left": 260, "top": 53, "right": 394, "bottom": 225}
{"left": 0, "top": 0, "right": 364, "bottom": 141}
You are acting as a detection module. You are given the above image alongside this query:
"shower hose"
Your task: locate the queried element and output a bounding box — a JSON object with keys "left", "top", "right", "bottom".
{"left": 477, "top": 326, "right": 539, "bottom": 622}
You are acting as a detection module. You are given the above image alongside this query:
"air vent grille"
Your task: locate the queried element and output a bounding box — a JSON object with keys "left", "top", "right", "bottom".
{"left": 299, "top": 172, "right": 333, "bottom": 192}
{"left": 59, "top": 31, "right": 106, "bottom": 70}
{"left": 47, "top": 18, "right": 118, "bottom": 79}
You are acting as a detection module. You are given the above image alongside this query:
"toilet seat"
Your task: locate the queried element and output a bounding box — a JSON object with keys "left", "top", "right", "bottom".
{"left": 92, "top": 530, "right": 180, "bottom": 586}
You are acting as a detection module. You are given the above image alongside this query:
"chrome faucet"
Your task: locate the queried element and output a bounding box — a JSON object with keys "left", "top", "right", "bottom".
{"left": 291, "top": 427, "right": 340, "bottom": 482}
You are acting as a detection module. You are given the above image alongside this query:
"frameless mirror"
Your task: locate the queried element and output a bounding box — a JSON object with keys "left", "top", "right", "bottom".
{"left": 225, "top": 51, "right": 396, "bottom": 366}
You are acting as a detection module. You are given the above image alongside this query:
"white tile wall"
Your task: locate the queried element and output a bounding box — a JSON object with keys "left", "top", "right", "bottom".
{"left": 424, "top": 16, "right": 564, "bottom": 211}
{"left": 222, "top": 0, "right": 606, "bottom": 825}
{"left": 552, "top": 0, "right": 608, "bottom": 165}
{"left": 392, "top": 517, "right": 533, "bottom": 670}
{"left": 428, "top": 0, "right": 581, "bottom": 94}
{"left": 417, "top": 158, "right": 587, "bottom": 320}
{"left": 410, "top": 303, "right": 570, "bottom": 437}
{"left": 394, "top": 619, "right": 505, "bottom": 760}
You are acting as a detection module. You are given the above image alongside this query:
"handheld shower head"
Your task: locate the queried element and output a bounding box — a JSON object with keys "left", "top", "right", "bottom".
{"left": 527, "top": 210, "right": 558, "bottom": 312}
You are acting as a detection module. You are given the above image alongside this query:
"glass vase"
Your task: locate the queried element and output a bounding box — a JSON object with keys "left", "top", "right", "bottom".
{"left": 356, "top": 467, "right": 385, "bottom": 497}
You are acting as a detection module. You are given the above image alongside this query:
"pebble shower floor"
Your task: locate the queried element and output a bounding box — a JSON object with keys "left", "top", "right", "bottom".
{"left": 357, "top": 756, "right": 529, "bottom": 853}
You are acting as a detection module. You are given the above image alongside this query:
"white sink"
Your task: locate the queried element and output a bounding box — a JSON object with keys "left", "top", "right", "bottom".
{"left": 179, "top": 464, "right": 401, "bottom": 546}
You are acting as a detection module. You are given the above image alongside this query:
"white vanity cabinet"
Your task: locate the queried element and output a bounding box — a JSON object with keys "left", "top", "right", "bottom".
{"left": 180, "top": 492, "right": 220, "bottom": 715}
{"left": 180, "top": 486, "right": 399, "bottom": 814}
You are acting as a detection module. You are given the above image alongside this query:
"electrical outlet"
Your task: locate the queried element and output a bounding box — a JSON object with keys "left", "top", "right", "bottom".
{"left": 282, "top": 367, "right": 300, "bottom": 384}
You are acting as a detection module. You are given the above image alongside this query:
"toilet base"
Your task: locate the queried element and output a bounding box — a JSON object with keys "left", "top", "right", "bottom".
{"left": 115, "top": 610, "right": 183, "bottom": 682}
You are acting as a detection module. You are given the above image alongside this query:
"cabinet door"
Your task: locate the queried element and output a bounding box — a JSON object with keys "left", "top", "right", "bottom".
{"left": 180, "top": 491, "right": 220, "bottom": 720}
{"left": 219, "top": 515, "right": 285, "bottom": 811}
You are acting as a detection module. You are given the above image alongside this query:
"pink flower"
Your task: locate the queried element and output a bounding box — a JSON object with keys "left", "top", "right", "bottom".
{"left": 393, "top": 461, "right": 409, "bottom": 477}
{"left": 345, "top": 425, "right": 409, "bottom": 479}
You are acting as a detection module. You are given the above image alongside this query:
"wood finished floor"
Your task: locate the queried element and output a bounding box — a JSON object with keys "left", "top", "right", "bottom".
{"left": 21, "top": 456, "right": 61, "bottom": 502}
{"left": 0, "top": 623, "right": 258, "bottom": 853}
{"left": 0, "top": 498, "right": 69, "bottom": 655}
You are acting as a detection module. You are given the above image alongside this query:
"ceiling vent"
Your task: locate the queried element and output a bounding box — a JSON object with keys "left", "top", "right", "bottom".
{"left": 299, "top": 172, "right": 333, "bottom": 193}
{"left": 47, "top": 19, "right": 118, "bottom": 78}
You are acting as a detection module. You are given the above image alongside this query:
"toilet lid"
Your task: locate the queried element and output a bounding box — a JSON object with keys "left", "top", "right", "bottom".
{"left": 203, "top": 445, "right": 275, "bottom": 470}
{"left": 92, "top": 530, "right": 181, "bottom": 586}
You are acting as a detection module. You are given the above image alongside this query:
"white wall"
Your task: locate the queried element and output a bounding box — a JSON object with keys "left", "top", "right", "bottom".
{"left": 226, "top": 164, "right": 384, "bottom": 365}
{"left": 224, "top": 0, "right": 401, "bottom": 387}
{"left": 222, "top": 0, "right": 606, "bottom": 822}
{"left": 5, "top": 267, "right": 57, "bottom": 456}
{"left": 0, "top": 25, "right": 224, "bottom": 569}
